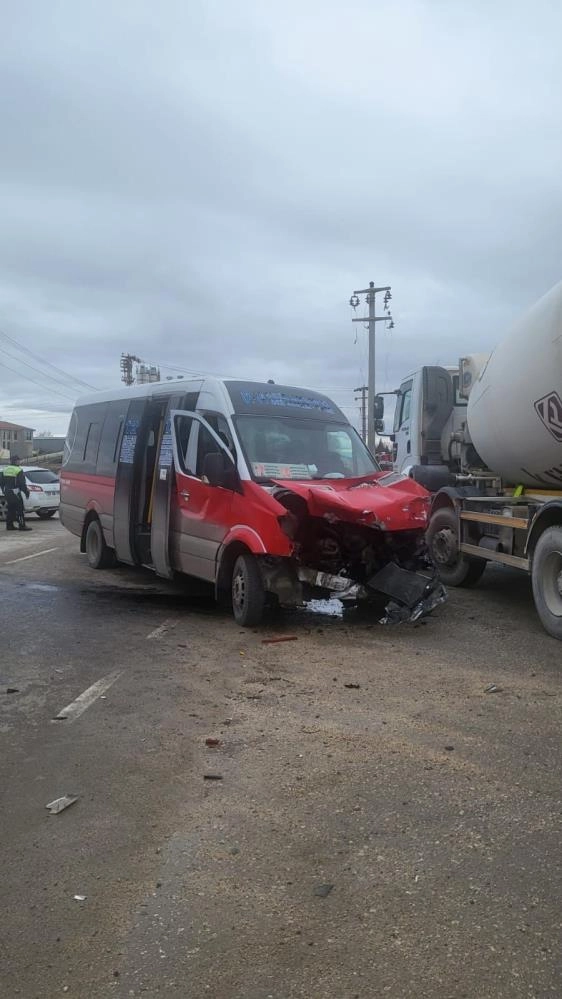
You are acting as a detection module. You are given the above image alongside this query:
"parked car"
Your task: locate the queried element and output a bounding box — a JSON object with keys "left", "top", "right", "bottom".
{"left": 0, "top": 466, "right": 60, "bottom": 520}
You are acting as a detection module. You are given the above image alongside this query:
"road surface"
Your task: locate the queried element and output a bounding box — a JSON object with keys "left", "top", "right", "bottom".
{"left": 1, "top": 517, "right": 560, "bottom": 998}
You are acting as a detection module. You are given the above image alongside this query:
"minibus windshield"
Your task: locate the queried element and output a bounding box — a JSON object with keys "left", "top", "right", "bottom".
{"left": 235, "top": 415, "right": 379, "bottom": 481}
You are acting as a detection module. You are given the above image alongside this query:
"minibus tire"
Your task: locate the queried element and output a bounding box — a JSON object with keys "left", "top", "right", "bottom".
{"left": 85, "top": 518, "right": 115, "bottom": 570}
{"left": 231, "top": 553, "right": 266, "bottom": 627}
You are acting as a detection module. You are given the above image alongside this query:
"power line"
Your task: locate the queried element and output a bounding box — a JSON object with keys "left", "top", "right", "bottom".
{"left": 0, "top": 329, "right": 97, "bottom": 391}
{"left": 0, "top": 358, "right": 77, "bottom": 403}
{"left": 152, "top": 361, "right": 359, "bottom": 399}
{"left": 0, "top": 343, "right": 94, "bottom": 396}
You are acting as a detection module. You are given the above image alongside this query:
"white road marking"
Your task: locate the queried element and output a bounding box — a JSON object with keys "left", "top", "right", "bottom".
{"left": 146, "top": 618, "right": 177, "bottom": 640}
{"left": 4, "top": 547, "right": 59, "bottom": 565}
{"left": 53, "top": 670, "right": 123, "bottom": 722}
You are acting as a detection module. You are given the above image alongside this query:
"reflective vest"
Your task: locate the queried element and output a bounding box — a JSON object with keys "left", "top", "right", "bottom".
{"left": 2, "top": 465, "right": 23, "bottom": 479}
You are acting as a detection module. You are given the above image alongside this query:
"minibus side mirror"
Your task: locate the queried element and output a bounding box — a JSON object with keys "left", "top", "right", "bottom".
{"left": 203, "top": 451, "right": 238, "bottom": 490}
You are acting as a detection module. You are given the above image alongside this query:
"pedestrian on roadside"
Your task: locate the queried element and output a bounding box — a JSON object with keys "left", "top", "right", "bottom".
{"left": 0, "top": 457, "right": 32, "bottom": 532}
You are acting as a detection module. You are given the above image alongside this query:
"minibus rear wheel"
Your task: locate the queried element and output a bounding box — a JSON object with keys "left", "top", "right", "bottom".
{"left": 85, "top": 518, "right": 115, "bottom": 570}
{"left": 231, "top": 553, "right": 266, "bottom": 626}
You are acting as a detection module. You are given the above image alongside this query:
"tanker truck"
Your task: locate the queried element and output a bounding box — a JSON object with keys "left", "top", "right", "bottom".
{"left": 389, "top": 279, "right": 562, "bottom": 640}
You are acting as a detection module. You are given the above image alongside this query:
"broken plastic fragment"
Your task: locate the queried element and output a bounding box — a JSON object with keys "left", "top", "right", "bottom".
{"left": 380, "top": 581, "right": 447, "bottom": 625}
{"left": 46, "top": 795, "right": 79, "bottom": 815}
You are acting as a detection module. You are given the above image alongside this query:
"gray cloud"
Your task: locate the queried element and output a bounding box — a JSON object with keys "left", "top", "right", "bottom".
{"left": 1, "top": 0, "right": 561, "bottom": 433}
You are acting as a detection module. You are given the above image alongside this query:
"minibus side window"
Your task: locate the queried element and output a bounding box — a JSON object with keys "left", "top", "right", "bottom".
{"left": 200, "top": 412, "right": 232, "bottom": 442}
{"left": 196, "top": 425, "right": 220, "bottom": 478}
{"left": 83, "top": 422, "right": 101, "bottom": 464}
{"left": 196, "top": 414, "right": 234, "bottom": 478}
{"left": 97, "top": 401, "right": 126, "bottom": 475}
{"left": 175, "top": 415, "right": 194, "bottom": 473}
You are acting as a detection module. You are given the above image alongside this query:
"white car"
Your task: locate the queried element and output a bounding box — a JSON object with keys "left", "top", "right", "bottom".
{"left": 0, "top": 466, "right": 60, "bottom": 520}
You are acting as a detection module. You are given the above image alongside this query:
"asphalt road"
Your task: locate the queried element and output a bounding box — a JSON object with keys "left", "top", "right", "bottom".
{"left": 0, "top": 517, "right": 560, "bottom": 999}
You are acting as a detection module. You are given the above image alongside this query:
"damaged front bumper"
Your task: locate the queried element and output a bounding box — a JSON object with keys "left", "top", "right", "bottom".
{"left": 366, "top": 563, "right": 447, "bottom": 624}
{"left": 296, "top": 563, "right": 447, "bottom": 624}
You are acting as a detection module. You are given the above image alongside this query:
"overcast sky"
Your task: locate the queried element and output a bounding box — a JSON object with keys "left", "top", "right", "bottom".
{"left": 1, "top": 0, "right": 561, "bottom": 435}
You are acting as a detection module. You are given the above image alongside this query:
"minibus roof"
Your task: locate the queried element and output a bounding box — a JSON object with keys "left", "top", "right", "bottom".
{"left": 75, "top": 377, "right": 347, "bottom": 423}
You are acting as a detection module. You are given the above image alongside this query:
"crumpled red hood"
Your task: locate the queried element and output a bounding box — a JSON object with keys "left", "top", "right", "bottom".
{"left": 273, "top": 473, "right": 431, "bottom": 531}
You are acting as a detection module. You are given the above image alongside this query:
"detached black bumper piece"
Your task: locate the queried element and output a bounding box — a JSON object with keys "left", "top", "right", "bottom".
{"left": 367, "top": 563, "right": 447, "bottom": 624}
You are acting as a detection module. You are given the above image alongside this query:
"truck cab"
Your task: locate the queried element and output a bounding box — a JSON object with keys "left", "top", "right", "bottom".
{"left": 392, "top": 366, "right": 468, "bottom": 477}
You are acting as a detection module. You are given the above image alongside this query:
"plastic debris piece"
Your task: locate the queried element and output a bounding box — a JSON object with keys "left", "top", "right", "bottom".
{"left": 6, "top": 687, "right": 19, "bottom": 694}
{"left": 344, "top": 683, "right": 361, "bottom": 689}
{"left": 261, "top": 636, "right": 299, "bottom": 645}
{"left": 46, "top": 795, "right": 79, "bottom": 815}
{"left": 73, "top": 894, "right": 87, "bottom": 901}
{"left": 203, "top": 774, "right": 223, "bottom": 781}
{"left": 205, "top": 738, "right": 220, "bottom": 747}
{"left": 444, "top": 745, "right": 455, "bottom": 752}
{"left": 484, "top": 683, "right": 502, "bottom": 693}
{"left": 314, "top": 883, "right": 334, "bottom": 898}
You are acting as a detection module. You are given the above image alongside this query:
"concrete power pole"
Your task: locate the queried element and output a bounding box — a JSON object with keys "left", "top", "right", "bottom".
{"left": 354, "top": 385, "right": 368, "bottom": 442}
{"left": 120, "top": 353, "right": 141, "bottom": 387}
{"left": 349, "top": 282, "right": 394, "bottom": 449}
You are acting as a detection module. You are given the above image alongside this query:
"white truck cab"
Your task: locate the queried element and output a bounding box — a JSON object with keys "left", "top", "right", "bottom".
{"left": 392, "top": 366, "right": 466, "bottom": 476}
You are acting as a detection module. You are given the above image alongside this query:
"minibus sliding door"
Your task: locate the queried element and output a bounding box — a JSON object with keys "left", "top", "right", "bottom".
{"left": 113, "top": 398, "right": 147, "bottom": 565}
{"left": 150, "top": 394, "right": 185, "bottom": 578}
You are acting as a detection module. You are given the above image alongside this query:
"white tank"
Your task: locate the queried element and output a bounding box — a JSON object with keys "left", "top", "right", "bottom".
{"left": 467, "top": 280, "right": 562, "bottom": 487}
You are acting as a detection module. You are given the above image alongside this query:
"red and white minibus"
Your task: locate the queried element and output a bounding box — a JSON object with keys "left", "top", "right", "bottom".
{"left": 60, "top": 378, "right": 443, "bottom": 625}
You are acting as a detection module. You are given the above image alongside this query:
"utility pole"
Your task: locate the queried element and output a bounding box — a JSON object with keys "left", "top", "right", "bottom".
{"left": 349, "top": 282, "right": 394, "bottom": 450}
{"left": 120, "top": 354, "right": 161, "bottom": 386}
{"left": 120, "top": 353, "right": 141, "bottom": 387}
{"left": 354, "top": 385, "right": 368, "bottom": 442}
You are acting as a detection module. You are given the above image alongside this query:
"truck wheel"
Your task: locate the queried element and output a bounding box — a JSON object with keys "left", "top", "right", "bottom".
{"left": 427, "top": 507, "right": 486, "bottom": 587}
{"left": 531, "top": 526, "right": 562, "bottom": 640}
{"left": 231, "top": 553, "right": 266, "bottom": 627}
{"left": 85, "top": 518, "right": 115, "bottom": 570}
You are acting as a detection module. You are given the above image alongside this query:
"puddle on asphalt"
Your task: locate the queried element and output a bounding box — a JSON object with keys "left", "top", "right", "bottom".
{"left": 81, "top": 583, "right": 217, "bottom": 612}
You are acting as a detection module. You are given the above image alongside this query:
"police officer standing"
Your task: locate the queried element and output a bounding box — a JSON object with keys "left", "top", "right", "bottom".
{"left": 0, "top": 457, "right": 32, "bottom": 531}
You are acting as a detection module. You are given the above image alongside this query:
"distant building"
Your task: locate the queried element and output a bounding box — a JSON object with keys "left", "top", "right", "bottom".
{"left": 0, "top": 421, "right": 34, "bottom": 461}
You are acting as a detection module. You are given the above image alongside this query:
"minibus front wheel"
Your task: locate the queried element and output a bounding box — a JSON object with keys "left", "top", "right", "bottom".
{"left": 231, "top": 553, "right": 266, "bottom": 627}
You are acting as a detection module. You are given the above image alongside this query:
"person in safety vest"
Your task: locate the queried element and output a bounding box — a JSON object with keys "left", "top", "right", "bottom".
{"left": 0, "top": 457, "right": 32, "bottom": 531}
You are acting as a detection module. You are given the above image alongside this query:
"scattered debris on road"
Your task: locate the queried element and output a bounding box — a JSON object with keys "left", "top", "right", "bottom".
{"left": 6, "top": 687, "right": 19, "bottom": 694}
{"left": 444, "top": 745, "right": 455, "bottom": 752}
{"left": 314, "top": 883, "right": 334, "bottom": 898}
{"left": 205, "top": 738, "right": 221, "bottom": 747}
{"left": 46, "top": 795, "right": 79, "bottom": 815}
{"left": 261, "top": 636, "right": 299, "bottom": 645}
{"left": 485, "top": 683, "right": 502, "bottom": 693}
{"left": 344, "top": 682, "right": 361, "bottom": 689}
{"left": 203, "top": 774, "right": 224, "bottom": 781}
{"left": 73, "top": 895, "right": 87, "bottom": 902}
